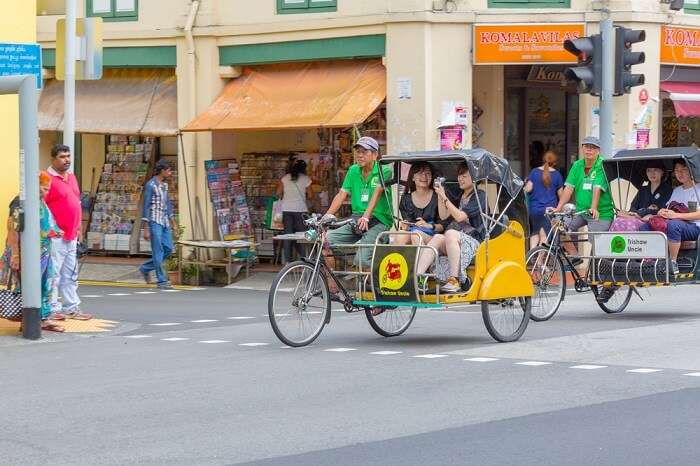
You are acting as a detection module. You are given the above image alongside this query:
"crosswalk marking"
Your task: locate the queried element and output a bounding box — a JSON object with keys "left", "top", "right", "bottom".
{"left": 124, "top": 335, "right": 152, "bottom": 339}
{"left": 626, "top": 368, "right": 662, "bottom": 373}
{"left": 149, "top": 323, "right": 182, "bottom": 327}
{"left": 161, "top": 337, "right": 190, "bottom": 342}
{"left": 413, "top": 354, "right": 448, "bottom": 359}
{"left": 200, "top": 340, "right": 230, "bottom": 344}
{"left": 134, "top": 291, "right": 158, "bottom": 295}
{"left": 238, "top": 343, "right": 269, "bottom": 347}
{"left": 683, "top": 372, "right": 700, "bottom": 377}
{"left": 324, "top": 348, "right": 357, "bottom": 352}
{"left": 191, "top": 319, "right": 219, "bottom": 323}
{"left": 570, "top": 365, "right": 608, "bottom": 370}
{"left": 516, "top": 361, "right": 552, "bottom": 366}
{"left": 108, "top": 293, "right": 131, "bottom": 296}
{"left": 228, "top": 316, "right": 256, "bottom": 320}
{"left": 464, "top": 357, "right": 500, "bottom": 362}
{"left": 370, "top": 351, "right": 403, "bottom": 355}
{"left": 161, "top": 289, "right": 181, "bottom": 293}
{"left": 81, "top": 294, "right": 103, "bottom": 298}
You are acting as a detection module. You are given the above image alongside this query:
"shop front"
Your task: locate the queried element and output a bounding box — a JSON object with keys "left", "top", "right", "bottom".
{"left": 473, "top": 23, "right": 584, "bottom": 178}
{"left": 38, "top": 68, "right": 179, "bottom": 256}
{"left": 660, "top": 26, "right": 700, "bottom": 148}
{"left": 182, "top": 59, "right": 386, "bottom": 262}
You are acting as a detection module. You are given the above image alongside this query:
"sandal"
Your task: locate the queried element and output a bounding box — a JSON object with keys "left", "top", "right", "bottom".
{"left": 48, "top": 312, "right": 66, "bottom": 321}
{"left": 66, "top": 311, "right": 93, "bottom": 321}
{"left": 41, "top": 323, "right": 65, "bottom": 333}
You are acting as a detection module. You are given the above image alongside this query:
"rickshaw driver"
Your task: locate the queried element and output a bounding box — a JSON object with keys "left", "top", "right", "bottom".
{"left": 322, "top": 136, "right": 394, "bottom": 292}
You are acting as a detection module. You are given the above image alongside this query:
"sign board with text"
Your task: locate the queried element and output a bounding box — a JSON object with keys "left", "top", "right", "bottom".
{"left": 473, "top": 24, "right": 585, "bottom": 65}
{"left": 593, "top": 232, "right": 667, "bottom": 259}
{"left": 660, "top": 26, "right": 700, "bottom": 67}
{"left": 0, "top": 43, "right": 42, "bottom": 89}
{"left": 371, "top": 245, "right": 418, "bottom": 303}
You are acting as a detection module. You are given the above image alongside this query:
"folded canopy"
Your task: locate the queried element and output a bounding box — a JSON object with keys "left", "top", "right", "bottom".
{"left": 660, "top": 82, "right": 700, "bottom": 118}
{"left": 39, "top": 68, "right": 178, "bottom": 136}
{"left": 182, "top": 59, "right": 386, "bottom": 132}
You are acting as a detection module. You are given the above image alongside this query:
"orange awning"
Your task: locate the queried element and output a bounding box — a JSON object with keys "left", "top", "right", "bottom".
{"left": 182, "top": 59, "right": 386, "bottom": 132}
{"left": 39, "top": 68, "right": 178, "bottom": 136}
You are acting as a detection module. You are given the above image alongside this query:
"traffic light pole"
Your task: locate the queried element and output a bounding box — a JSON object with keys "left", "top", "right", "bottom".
{"left": 599, "top": 16, "right": 615, "bottom": 158}
{"left": 64, "top": 0, "right": 77, "bottom": 167}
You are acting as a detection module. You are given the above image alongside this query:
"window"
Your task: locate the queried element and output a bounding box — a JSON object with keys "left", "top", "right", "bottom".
{"left": 277, "top": 0, "right": 337, "bottom": 14}
{"left": 686, "top": 0, "right": 700, "bottom": 13}
{"left": 488, "top": 0, "right": 568, "bottom": 8}
{"left": 37, "top": 0, "right": 65, "bottom": 15}
{"left": 87, "top": 0, "right": 138, "bottom": 21}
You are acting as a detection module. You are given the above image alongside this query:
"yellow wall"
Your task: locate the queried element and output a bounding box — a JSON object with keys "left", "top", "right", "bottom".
{"left": 0, "top": 1, "right": 36, "bottom": 245}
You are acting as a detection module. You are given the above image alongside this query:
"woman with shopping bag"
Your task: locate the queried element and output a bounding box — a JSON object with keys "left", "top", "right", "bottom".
{"left": 0, "top": 172, "right": 65, "bottom": 332}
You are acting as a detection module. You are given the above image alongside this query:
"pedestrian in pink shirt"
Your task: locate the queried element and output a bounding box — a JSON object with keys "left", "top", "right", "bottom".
{"left": 44, "top": 144, "right": 91, "bottom": 320}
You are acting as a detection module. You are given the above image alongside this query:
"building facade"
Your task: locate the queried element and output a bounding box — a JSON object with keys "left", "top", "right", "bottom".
{"left": 36, "top": 0, "right": 700, "bottom": 246}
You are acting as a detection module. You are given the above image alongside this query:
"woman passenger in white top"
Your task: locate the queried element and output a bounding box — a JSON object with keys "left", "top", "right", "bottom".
{"left": 277, "top": 159, "right": 312, "bottom": 263}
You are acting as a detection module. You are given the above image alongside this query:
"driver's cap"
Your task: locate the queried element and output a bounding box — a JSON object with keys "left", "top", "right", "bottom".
{"left": 581, "top": 136, "right": 600, "bottom": 148}
{"left": 353, "top": 136, "right": 379, "bottom": 153}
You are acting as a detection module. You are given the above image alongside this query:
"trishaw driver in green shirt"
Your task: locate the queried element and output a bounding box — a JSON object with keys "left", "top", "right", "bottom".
{"left": 323, "top": 137, "right": 393, "bottom": 286}
{"left": 552, "top": 136, "right": 617, "bottom": 302}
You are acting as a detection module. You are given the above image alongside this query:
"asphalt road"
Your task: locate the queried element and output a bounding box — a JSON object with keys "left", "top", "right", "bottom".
{"left": 2, "top": 284, "right": 700, "bottom": 465}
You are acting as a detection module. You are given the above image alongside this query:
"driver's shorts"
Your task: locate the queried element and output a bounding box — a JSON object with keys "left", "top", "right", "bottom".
{"left": 326, "top": 222, "right": 388, "bottom": 269}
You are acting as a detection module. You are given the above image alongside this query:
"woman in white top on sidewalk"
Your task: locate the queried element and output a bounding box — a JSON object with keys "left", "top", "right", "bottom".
{"left": 277, "top": 159, "right": 312, "bottom": 263}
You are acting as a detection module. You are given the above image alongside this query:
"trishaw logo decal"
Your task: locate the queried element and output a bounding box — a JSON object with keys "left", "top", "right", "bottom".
{"left": 611, "top": 236, "right": 627, "bottom": 254}
{"left": 378, "top": 253, "right": 409, "bottom": 291}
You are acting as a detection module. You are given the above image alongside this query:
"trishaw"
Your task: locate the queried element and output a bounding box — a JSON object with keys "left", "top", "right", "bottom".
{"left": 527, "top": 147, "right": 700, "bottom": 321}
{"left": 267, "top": 149, "right": 534, "bottom": 347}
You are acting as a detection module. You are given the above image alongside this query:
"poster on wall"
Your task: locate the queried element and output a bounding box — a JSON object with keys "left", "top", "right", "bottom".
{"left": 440, "top": 127, "right": 464, "bottom": 150}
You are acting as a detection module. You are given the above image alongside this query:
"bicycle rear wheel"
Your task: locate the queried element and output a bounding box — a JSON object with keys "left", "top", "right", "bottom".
{"left": 526, "top": 246, "right": 566, "bottom": 322}
{"left": 591, "top": 285, "right": 633, "bottom": 314}
{"left": 482, "top": 297, "right": 531, "bottom": 342}
{"left": 268, "top": 261, "right": 330, "bottom": 347}
{"left": 365, "top": 305, "right": 416, "bottom": 337}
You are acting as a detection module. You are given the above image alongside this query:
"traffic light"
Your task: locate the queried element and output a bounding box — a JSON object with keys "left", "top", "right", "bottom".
{"left": 563, "top": 34, "right": 603, "bottom": 96}
{"left": 614, "top": 27, "right": 646, "bottom": 95}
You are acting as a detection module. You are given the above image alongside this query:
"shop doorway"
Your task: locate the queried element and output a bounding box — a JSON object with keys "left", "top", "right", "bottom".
{"left": 504, "top": 66, "right": 579, "bottom": 178}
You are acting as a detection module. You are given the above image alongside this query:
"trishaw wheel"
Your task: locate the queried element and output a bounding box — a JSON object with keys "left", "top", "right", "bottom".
{"left": 591, "top": 285, "right": 633, "bottom": 314}
{"left": 482, "top": 297, "right": 531, "bottom": 342}
{"left": 525, "top": 246, "right": 566, "bottom": 322}
{"left": 268, "top": 261, "right": 330, "bottom": 347}
{"left": 365, "top": 305, "right": 417, "bottom": 337}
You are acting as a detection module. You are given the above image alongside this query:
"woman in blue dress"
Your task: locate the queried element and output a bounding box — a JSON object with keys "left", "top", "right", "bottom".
{"left": 525, "top": 150, "right": 564, "bottom": 249}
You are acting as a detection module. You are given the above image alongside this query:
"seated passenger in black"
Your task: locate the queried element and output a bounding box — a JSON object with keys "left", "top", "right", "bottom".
{"left": 622, "top": 160, "right": 673, "bottom": 220}
{"left": 395, "top": 161, "right": 445, "bottom": 246}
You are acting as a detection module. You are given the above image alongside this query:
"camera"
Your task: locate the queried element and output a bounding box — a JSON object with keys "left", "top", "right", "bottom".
{"left": 434, "top": 177, "right": 446, "bottom": 189}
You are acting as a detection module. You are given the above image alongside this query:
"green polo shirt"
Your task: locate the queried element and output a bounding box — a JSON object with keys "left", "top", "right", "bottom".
{"left": 565, "top": 156, "right": 615, "bottom": 221}
{"left": 341, "top": 162, "right": 393, "bottom": 227}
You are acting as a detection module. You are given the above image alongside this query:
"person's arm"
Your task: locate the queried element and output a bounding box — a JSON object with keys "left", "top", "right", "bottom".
{"left": 660, "top": 210, "right": 700, "bottom": 221}
{"left": 555, "top": 185, "right": 574, "bottom": 211}
{"left": 589, "top": 187, "right": 602, "bottom": 220}
{"left": 358, "top": 187, "right": 385, "bottom": 231}
{"left": 141, "top": 181, "right": 153, "bottom": 240}
{"left": 524, "top": 180, "right": 534, "bottom": 193}
{"left": 6, "top": 217, "right": 19, "bottom": 270}
{"left": 436, "top": 185, "right": 467, "bottom": 223}
{"left": 325, "top": 190, "right": 348, "bottom": 217}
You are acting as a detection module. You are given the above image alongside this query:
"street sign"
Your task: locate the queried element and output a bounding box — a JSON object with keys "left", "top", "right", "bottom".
{"left": 56, "top": 17, "right": 103, "bottom": 80}
{"left": 0, "top": 43, "right": 42, "bottom": 89}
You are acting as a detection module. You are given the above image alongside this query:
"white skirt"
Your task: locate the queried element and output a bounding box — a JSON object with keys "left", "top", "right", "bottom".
{"left": 434, "top": 232, "right": 481, "bottom": 284}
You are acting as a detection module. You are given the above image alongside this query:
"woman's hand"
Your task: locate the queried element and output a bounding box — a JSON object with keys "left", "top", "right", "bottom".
{"left": 589, "top": 208, "right": 600, "bottom": 220}
{"left": 10, "top": 254, "right": 19, "bottom": 271}
{"left": 415, "top": 218, "right": 432, "bottom": 230}
{"left": 434, "top": 185, "right": 448, "bottom": 202}
{"left": 642, "top": 214, "right": 653, "bottom": 221}
{"left": 659, "top": 209, "right": 677, "bottom": 219}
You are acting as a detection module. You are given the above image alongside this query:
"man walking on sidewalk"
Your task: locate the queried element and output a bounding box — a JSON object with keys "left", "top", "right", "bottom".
{"left": 45, "top": 144, "right": 92, "bottom": 320}
{"left": 139, "top": 159, "right": 176, "bottom": 290}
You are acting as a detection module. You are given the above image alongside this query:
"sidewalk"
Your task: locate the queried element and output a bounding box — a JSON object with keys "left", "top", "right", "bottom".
{"left": 79, "top": 256, "right": 145, "bottom": 284}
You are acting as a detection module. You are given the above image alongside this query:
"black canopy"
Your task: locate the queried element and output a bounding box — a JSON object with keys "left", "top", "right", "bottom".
{"left": 603, "top": 147, "right": 700, "bottom": 189}
{"left": 380, "top": 149, "right": 524, "bottom": 199}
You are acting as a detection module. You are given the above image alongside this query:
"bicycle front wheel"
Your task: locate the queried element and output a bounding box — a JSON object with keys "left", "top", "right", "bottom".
{"left": 268, "top": 261, "right": 330, "bottom": 347}
{"left": 365, "top": 305, "right": 416, "bottom": 337}
{"left": 591, "top": 285, "right": 633, "bottom": 314}
{"left": 526, "top": 246, "right": 566, "bottom": 322}
{"left": 482, "top": 297, "right": 531, "bottom": 343}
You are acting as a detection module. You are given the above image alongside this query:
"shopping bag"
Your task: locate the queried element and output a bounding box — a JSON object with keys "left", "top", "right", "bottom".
{"left": 609, "top": 216, "right": 645, "bottom": 232}
{"left": 264, "top": 196, "right": 277, "bottom": 229}
{"left": 271, "top": 200, "right": 284, "bottom": 230}
{"left": 0, "top": 273, "right": 22, "bottom": 320}
{"left": 647, "top": 215, "right": 668, "bottom": 234}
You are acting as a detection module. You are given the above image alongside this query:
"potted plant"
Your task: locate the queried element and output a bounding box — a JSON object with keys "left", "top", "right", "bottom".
{"left": 164, "top": 220, "right": 186, "bottom": 285}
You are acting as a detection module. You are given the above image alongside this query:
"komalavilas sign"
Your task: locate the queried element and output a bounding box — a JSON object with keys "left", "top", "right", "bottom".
{"left": 661, "top": 26, "right": 700, "bottom": 67}
{"left": 474, "top": 24, "right": 585, "bottom": 65}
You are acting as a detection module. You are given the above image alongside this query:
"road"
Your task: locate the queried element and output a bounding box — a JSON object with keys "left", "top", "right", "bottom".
{"left": 1, "top": 284, "right": 700, "bottom": 465}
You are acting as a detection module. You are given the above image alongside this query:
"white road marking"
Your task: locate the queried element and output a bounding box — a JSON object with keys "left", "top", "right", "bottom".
{"left": 160, "top": 289, "right": 181, "bottom": 293}
{"left": 516, "top": 361, "right": 552, "bottom": 366}
{"left": 200, "top": 340, "right": 230, "bottom": 344}
{"left": 370, "top": 351, "right": 403, "bottom": 355}
{"left": 570, "top": 365, "right": 608, "bottom": 370}
{"left": 683, "top": 372, "right": 700, "bottom": 377}
{"left": 464, "top": 357, "right": 500, "bottom": 362}
{"left": 124, "top": 335, "right": 152, "bottom": 339}
{"left": 324, "top": 348, "right": 357, "bottom": 352}
{"left": 626, "top": 368, "right": 662, "bottom": 374}
{"left": 238, "top": 342, "right": 270, "bottom": 347}
{"left": 413, "top": 354, "right": 449, "bottom": 359}
{"left": 189, "top": 287, "right": 207, "bottom": 291}
{"left": 161, "top": 337, "right": 190, "bottom": 342}
{"left": 108, "top": 293, "right": 131, "bottom": 296}
{"left": 228, "top": 316, "right": 256, "bottom": 320}
{"left": 135, "top": 291, "right": 158, "bottom": 295}
{"left": 149, "top": 322, "right": 182, "bottom": 327}
{"left": 81, "top": 294, "right": 103, "bottom": 298}
{"left": 191, "top": 319, "right": 219, "bottom": 323}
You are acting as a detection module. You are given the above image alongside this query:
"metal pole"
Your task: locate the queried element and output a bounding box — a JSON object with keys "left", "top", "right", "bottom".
{"left": 64, "top": 0, "right": 77, "bottom": 166}
{"left": 0, "top": 75, "right": 41, "bottom": 339}
{"left": 599, "top": 16, "right": 615, "bottom": 158}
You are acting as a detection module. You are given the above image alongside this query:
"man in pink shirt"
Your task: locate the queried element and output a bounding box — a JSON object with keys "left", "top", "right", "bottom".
{"left": 44, "top": 144, "right": 91, "bottom": 320}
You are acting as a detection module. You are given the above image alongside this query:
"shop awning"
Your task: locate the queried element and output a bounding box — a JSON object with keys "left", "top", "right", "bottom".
{"left": 182, "top": 59, "right": 386, "bottom": 132}
{"left": 660, "top": 82, "right": 700, "bottom": 118}
{"left": 39, "top": 69, "right": 178, "bottom": 136}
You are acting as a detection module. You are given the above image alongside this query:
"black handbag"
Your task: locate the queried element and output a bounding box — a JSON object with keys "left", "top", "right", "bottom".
{"left": 0, "top": 272, "right": 22, "bottom": 320}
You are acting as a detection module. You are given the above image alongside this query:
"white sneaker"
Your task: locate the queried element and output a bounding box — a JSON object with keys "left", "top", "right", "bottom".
{"left": 440, "top": 277, "right": 461, "bottom": 293}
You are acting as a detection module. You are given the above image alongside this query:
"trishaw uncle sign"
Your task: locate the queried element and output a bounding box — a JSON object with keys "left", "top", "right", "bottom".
{"left": 594, "top": 233, "right": 667, "bottom": 259}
